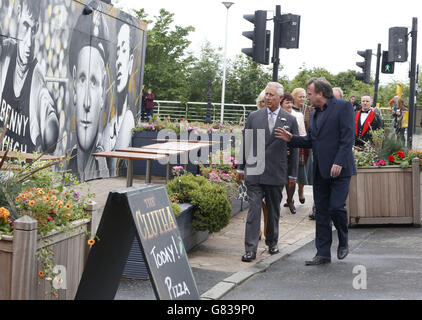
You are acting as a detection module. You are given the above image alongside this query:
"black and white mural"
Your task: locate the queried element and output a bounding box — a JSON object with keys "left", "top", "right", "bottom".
{"left": 0, "top": 0, "right": 146, "bottom": 180}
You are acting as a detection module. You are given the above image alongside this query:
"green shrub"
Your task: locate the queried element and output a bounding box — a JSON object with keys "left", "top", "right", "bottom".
{"left": 377, "top": 136, "right": 408, "bottom": 160}
{"left": 166, "top": 173, "right": 207, "bottom": 203}
{"left": 166, "top": 173, "right": 231, "bottom": 233}
{"left": 171, "top": 202, "right": 182, "bottom": 217}
{"left": 189, "top": 183, "right": 231, "bottom": 233}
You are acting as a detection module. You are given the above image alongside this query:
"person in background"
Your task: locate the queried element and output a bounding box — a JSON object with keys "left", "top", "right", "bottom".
{"left": 355, "top": 94, "right": 383, "bottom": 147}
{"left": 292, "top": 87, "right": 315, "bottom": 220}
{"left": 333, "top": 87, "right": 344, "bottom": 99}
{"left": 275, "top": 77, "right": 356, "bottom": 266}
{"left": 144, "top": 88, "right": 155, "bottom": 121}
{"left": 349, "top": 95, "right": 361, "bottom": 112}
{"left": 255, "top": 89, "right": 268, "bottom": 241}
{"left": 394, "top": 98, "right": 408, "bottom": 143}
{"left": 389, "top": 95, "right": 400, "bottom": 133}
{"left": 280, "top": 93, "right": 305, "bottom": 215}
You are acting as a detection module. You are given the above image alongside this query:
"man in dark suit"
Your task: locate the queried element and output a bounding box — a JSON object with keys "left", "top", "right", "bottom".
{"left": 237, "top": 82, "right": 299, "bottom": 262}
{"left": 275, "top": 78, "right": 356, "bottom": 266}
{"left": 355, "top": 94, "right": 383, "bottom": 147}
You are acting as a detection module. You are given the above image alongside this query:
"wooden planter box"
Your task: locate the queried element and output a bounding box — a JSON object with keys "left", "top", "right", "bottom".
{"left": 122, "top": 203, "right": 209, "bottom": 280}
{"left": 347, "top": 157, "right": 421, "bottom": 227}
{"left": 0, "top": 203, "right": 96, "bottom": 300}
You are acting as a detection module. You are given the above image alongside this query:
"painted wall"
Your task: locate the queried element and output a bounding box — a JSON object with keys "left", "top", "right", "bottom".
{"left": 0, "top": 0, "right": 146, "bottom": 181}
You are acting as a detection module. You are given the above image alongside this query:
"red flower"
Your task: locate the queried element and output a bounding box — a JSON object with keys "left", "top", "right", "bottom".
{"left": 397, "top": 150, "right": 405, "bottom": 159}
{"left": 388, "top": 155, "right": 395, "bottom": 162}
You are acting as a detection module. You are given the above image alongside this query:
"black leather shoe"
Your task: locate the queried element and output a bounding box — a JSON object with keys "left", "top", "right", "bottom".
{"left": 337, "top": 246, "right": 349, "bottom": 260}
{"left": 241, "top": 251, "right": 256, "bottom": 262}
{"left": 268, "top": 246, "right": 279, "bottom": 255}
{"left": 288, "top": 201, "right": 296, "bottom": 214}
{"left": 299, "top": 197, "right": 305, "bottom": 204}
{"left": 305, "top": 256, "right": 331, "bottom": 266}
{"left": 309, "top": 206, "right": 316, "bottom": 220}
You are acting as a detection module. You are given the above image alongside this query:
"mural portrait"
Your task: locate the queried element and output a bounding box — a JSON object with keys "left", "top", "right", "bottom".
{"left": 0, "top": 0, "right": 146, "bottom": 181}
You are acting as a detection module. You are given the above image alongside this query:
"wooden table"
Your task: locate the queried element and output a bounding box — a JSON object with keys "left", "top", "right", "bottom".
{"left": 116, "top": 147, "right": 183, "bottom": 182}
{"left": 91, "top": 151, "right": 168, "bottom": 187}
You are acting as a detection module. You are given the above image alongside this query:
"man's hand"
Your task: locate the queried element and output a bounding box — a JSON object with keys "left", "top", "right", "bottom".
{"left": 236, "top": 172, "right": 244, "bottom": 183}
{"left": 274, "top": 127, "right": 292, "bottom": 142}
{"left": 330, "top": 164, "right": 343, "bottom": 178}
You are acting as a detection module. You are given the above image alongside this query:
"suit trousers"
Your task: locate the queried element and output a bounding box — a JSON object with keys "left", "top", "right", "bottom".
{"left": 244, "top": 183, "right": 283, "bottom": 253}
{"left": 313, "top": 168, "right": 351, "bottom": 258}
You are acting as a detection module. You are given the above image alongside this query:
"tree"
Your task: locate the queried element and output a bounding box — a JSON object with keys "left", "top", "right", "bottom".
{"left": 187, "top": 41, "right": 222, "bottom": 102}
{"left": 135, "top": 9, "right": 195, "bottom": 101}
{"left": 224, "top": 55, "right": 272, "bottom": 104}
{"left": 287, "top": 66, "right": 335, "bottom": 92}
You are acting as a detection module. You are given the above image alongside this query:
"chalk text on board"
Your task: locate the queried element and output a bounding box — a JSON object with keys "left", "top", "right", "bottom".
{"left": 135, "top": 206, "right": 177, "bottom": 240}
{"left": 150, "top": 236, "right": 181, "bottom": 269}
{"left": 165, "top": 276, "right": 191, "bottom": 299}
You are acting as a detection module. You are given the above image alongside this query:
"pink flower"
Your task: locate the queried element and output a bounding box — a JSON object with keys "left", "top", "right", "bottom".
{"left": 172, "top": 166, "right": 184, "bottom": 171}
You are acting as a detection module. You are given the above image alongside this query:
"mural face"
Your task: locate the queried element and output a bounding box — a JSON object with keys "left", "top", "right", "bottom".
{"left": 0, "top": 0, "right": 146, "bottom": 181}
{"left": 73, "top": 46, "right": 105, "bottom": 153}
{"left": 116, "top": 23, "right": 133, "bottom": 94}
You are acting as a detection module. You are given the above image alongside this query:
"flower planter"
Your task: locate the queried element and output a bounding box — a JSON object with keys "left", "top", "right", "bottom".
{"left": 230, "top": 198, "right": 242, "bottom": 217}
{"left": 131, "top": 131, "right": 199, "bottom": 176}
{"left": 122, "top": 203, "right": 208, "bottom": 280}
{"left": 0, "top": 215, "right": 93, "bottom": 300}
{"left": 347, "top": 157, "right": 421, "bottom": 227}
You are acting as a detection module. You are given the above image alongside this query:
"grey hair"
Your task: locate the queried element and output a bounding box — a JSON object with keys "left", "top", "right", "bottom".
{"left": 266, "top": 82, "right": 284, "bottom": 98}
{"left": 306, "top": 77, "right": 333, "bottom": 99}
{"left": 256, "top": 89, "right": 266, "bottom": 109}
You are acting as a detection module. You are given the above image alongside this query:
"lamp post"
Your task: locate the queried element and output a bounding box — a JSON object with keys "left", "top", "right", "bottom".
{"left": 220, "top": 1, "right": 234, "bottom": 124}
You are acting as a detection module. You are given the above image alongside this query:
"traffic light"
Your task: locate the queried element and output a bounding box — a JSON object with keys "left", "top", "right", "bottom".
{"left": 381, "top": 51, "right": 395, "bottom": 74}
{"left": 241, "top": 10, "right": 270, "bottom": 65}
{"left": 388, "top": 27, "right": 408, "bottom": 62}
{"left": 279, "top": 14, "right": 301, "bottom": 49}
{"left": 356, "top": 49, "right": 372, "bottom": 83}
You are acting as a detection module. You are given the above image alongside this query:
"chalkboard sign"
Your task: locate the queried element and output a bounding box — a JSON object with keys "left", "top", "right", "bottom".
{"left": 75, "top": 185, "right": 199, "bottom": 300}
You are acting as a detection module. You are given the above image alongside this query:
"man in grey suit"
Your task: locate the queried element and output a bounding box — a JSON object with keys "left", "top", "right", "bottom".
{"left": 237, "top": 82, "right": 299, "bottom": 262}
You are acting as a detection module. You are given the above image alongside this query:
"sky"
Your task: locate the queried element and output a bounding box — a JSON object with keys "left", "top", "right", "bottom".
{"left": 113, "top": 0, "right": 421, "bottom": 86}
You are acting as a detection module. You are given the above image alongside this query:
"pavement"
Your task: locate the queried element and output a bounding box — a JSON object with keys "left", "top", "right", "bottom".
{"left": 82, "top": 174, "right": 317, "bottom": 300}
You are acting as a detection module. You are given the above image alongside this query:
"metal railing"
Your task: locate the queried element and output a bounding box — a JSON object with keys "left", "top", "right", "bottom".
{"left": 151, "top": 100, "right": 257, "bottom": 123}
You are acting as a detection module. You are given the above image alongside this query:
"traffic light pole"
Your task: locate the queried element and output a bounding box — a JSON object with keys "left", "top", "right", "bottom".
{"left": 272, "top": 5, "right": 281, "bottom": 82}
{"left": 407, "top": 17, "right": 418, "bottom": 149}
{"left": 373, "top": 43, "right": 381, "bottom": 107}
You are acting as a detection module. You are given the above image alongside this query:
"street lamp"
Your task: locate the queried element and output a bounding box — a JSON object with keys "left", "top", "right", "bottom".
{"left": 220, "top": 1, "right": 234, "bottom": 124}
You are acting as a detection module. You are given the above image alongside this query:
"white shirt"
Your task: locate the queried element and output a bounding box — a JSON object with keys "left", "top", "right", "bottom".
{"left": 267, "top": 106, "right": 281, "bottom": 122}
{"left": 360, "top": 108, "right": 372, "bottom": 126}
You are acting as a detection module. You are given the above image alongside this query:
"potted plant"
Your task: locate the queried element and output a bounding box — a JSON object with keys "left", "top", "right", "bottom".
{"left": 0, "top": 156, "right": 95, "bottom": 300}
{"left": 347, "top": 129, "right": 421, "bottom": 227}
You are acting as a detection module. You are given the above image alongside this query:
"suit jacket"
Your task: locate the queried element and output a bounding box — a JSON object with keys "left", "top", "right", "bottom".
{"left": 355, "top": 109, "right": 383, "bottom": 146}
{"left": 239, "top": 107, "right": 299, "bottom": 186}
{"left": 289, "top": 97, "right": 356, "bottom": 180}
